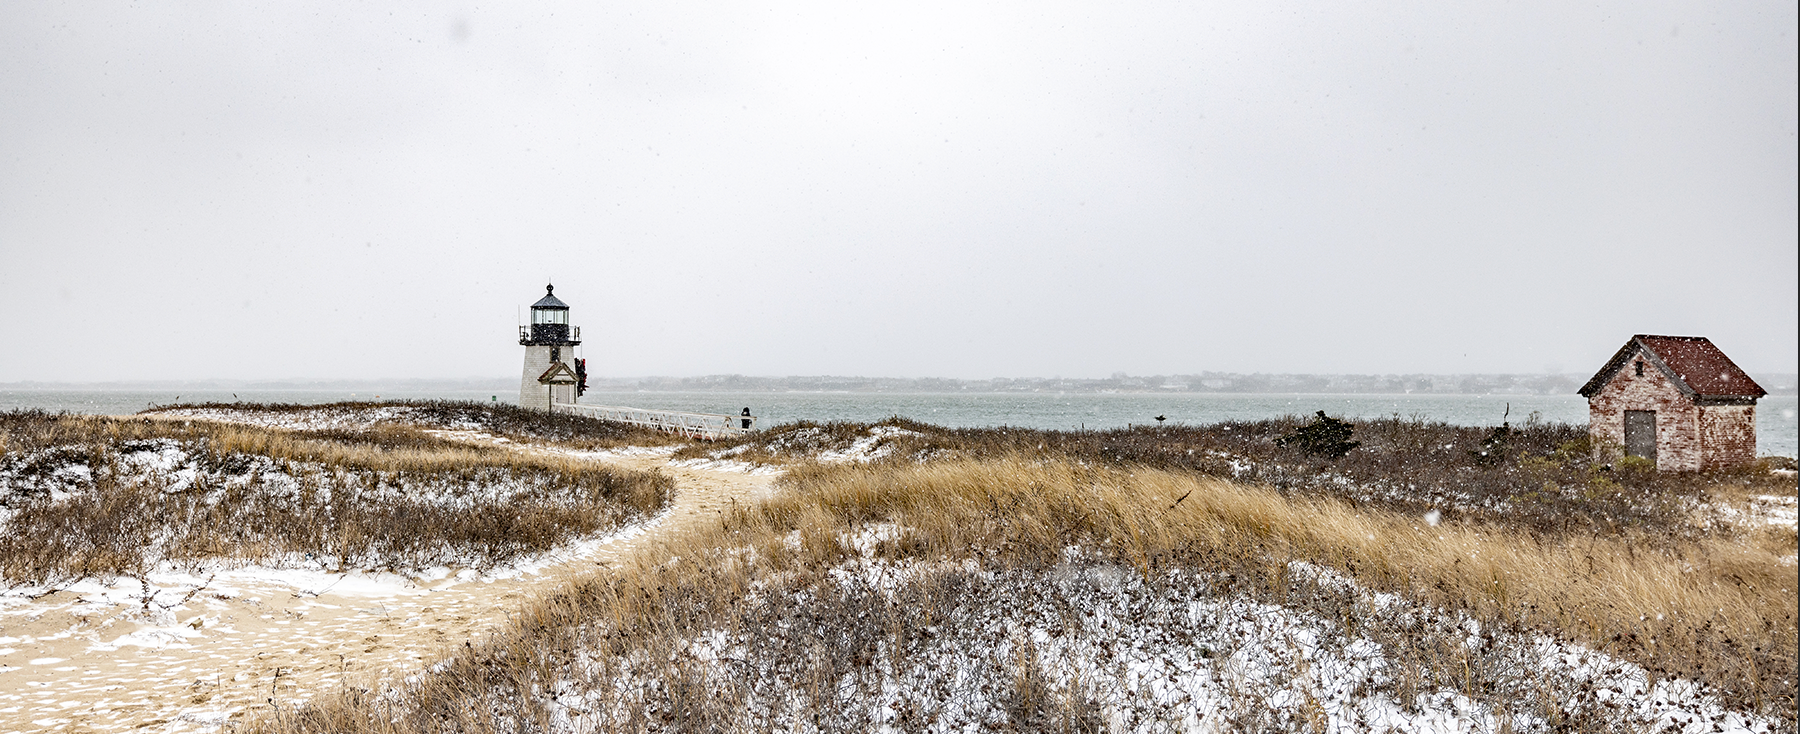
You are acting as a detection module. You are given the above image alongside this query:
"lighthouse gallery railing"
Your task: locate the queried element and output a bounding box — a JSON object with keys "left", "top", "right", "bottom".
{"left": 553, "top": 403, "right": 755, "bottom": 440}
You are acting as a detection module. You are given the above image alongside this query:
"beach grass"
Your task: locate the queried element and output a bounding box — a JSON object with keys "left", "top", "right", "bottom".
{"left": 0, "top": 409, "right": 673, "bottom": 584}
{"left": 250, "top": 455, "right": 1797, "bottom": 731}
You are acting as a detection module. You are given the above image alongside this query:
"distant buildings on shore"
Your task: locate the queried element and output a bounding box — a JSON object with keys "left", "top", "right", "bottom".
{"left": 589, "top": 372, "right": 1798, "bottom": 396}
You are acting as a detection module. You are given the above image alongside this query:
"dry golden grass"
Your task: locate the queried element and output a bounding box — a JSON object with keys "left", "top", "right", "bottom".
{"left": 678, "top": 416, "right": 1795, "bottom": 542}
{"left": 248, "top": 455, "right": 1797, "bottom": 732}
{"left": 10, "top": 411, "right": 616, "bottom": 477}
{"left": 145, "top": 399, "right": 686, "bottom": 450}
{"left": 762, "top": 459, "right": 1795, "bottom": 710}
{"left": 203, "top": 422, "right": 604, "bottom": 476}
{"left": 0, "top": 411, "right": 674, "bottom": 583}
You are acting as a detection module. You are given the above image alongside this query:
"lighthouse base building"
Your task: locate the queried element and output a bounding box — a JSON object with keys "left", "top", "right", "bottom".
{"left": 518, "top": 285, "right": 586, "bottom": 411}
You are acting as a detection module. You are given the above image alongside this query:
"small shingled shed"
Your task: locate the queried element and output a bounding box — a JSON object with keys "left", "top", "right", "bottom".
{"left": 1578, "top": 335, "right": 1765, "bottom": 471}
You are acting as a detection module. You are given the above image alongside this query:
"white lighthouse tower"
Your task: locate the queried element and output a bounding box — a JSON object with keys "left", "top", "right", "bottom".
{"left": 518, "top": 284, "right": 584, "bottom": 410}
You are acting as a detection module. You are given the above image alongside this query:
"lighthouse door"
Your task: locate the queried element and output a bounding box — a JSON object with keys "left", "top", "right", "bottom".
{"left": 1623, "top": 410, "right": 1657, "bottom": 463}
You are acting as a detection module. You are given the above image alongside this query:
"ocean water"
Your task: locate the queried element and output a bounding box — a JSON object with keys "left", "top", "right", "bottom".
{"left": 3, "top": 389, "right": 1794, "bottom": 458}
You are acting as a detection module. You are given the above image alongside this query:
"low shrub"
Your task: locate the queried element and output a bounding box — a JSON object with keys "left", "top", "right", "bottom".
{"left": 1276, "top": 410, "right": 1362, "bottom": 459}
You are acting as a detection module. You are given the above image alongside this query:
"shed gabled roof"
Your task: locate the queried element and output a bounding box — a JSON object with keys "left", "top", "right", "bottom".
{"left": 1577, "top": 335, "right": 1765, "bottom": 399}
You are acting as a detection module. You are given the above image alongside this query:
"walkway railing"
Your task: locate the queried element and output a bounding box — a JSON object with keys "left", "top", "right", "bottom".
{"left": 554, "top": 403, "right": 756, "bottom": 440}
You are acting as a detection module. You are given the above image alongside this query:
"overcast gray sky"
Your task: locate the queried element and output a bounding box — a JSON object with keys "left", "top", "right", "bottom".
{"left": 2, "top": 2, "right": 1794, "bottom": 382}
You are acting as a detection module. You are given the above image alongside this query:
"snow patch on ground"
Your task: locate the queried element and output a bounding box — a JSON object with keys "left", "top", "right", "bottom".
{"left": 1749, "top": 494, "right": 1797, "bottom": 529}
{"left": 526, "top": 534, "right": 1775, "bottom": 733}
{"left": 584, "top": 445, "right": 682, "bottom": 460}
{"left": 1707, "top": 494, "right": 1799, "bottom": 531}
{"left": 0, "top": 513, "right": 670, "bottom": 620}
{"left": 817, "top": 426, "right": 923, "bottom": 464}
{"left": 1291, "top": 562, "right": 1769, "bottom": 732}
{"left": 667, "top": 457, "right": 784, "bottom": 475}
{"left": 153, "top": 406, "right": 427, "bottom": 432}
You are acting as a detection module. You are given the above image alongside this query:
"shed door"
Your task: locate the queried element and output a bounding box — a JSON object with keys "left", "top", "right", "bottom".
{"left": 1624, "top": 410, "right": 1657, "bottom": 462}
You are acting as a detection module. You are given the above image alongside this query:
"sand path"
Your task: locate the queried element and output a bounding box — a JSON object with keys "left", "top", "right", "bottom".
{"left": 0, "top": 441, "right": 776, "bottom": 733}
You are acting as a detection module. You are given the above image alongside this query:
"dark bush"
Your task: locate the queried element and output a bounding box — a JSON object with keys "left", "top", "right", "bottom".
{"left": 1276, "top": 411, "right": 1361, "bottom": 459}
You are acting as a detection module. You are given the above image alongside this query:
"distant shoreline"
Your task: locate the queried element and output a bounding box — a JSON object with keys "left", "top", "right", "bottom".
{"left": 4, "top": 372, "right": 1795, "bottom": 397}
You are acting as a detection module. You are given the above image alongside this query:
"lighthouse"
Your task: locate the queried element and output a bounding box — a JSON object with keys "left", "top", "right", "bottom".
{"left": 518, "top": 284, "right": 585, "bottom": 410}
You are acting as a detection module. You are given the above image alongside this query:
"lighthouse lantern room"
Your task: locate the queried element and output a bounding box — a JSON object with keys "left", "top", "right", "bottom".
{"left": 518, "top": 284, "right": 586, "bottom": 410}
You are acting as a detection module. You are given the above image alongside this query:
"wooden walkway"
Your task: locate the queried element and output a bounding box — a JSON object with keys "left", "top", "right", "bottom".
{"left": 554, "top": 403, "right": 756, "bottom": 440}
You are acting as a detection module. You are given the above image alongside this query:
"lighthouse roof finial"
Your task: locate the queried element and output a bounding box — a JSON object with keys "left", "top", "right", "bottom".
{"left": 531, "top": 284, "right": 569, "bottom": 310}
